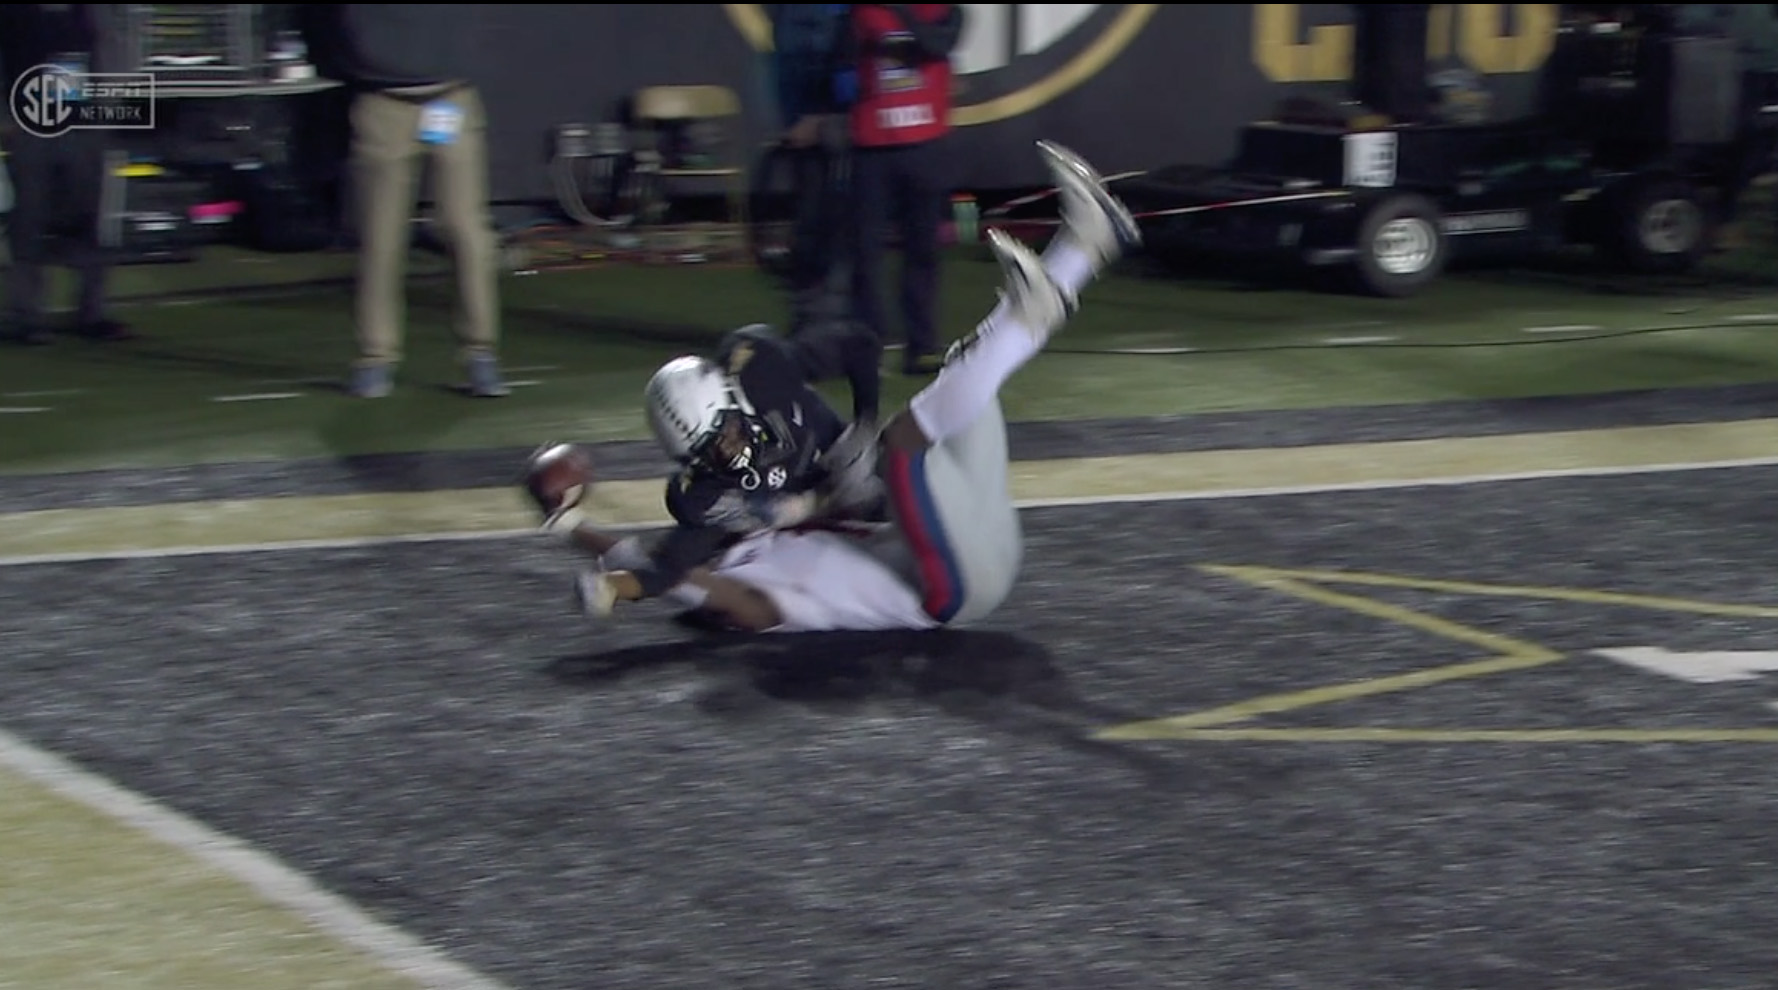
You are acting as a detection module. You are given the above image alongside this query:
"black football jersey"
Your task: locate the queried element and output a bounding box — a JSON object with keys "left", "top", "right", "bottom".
{"left": 633, "top": 326, "right": 847, "bottom": 597}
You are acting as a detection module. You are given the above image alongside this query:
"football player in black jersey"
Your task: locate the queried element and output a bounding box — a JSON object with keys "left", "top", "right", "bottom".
{"left": 527, "top": 139, "right": 1125, "bottom": 620}
{"left": 534, "top": 140, "right": 1139, "bottom": 629}
{"left": 527, "top": 318, "right": 886, "bottom": 609}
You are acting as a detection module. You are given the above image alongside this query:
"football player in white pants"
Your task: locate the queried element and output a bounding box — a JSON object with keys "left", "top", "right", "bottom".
{"left": 562, "top": 140, "right": 1138, "bottom": 632}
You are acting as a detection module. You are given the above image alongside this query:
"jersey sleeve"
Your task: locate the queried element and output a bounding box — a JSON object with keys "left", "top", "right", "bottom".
{"left": 665, "top": 469, "right": 820, "bottom": 534}
{"left": 635, "top": 471, "right": 823, "bottom": 599}
{"left": 630, "top": 522, "right": 733, "bottom": 599}
{"left": 721, "top": 327, "right": 846, "bottom": 458}
{"left": 718, "top": 325, "right": 810, "bottom": 382}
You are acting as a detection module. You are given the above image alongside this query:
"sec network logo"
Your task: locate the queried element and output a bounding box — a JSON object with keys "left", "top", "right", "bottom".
{"left": 10, "top": 63, "right": 156, "bottom": 138}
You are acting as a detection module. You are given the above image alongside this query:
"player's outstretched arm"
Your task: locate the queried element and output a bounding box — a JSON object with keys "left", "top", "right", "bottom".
{"left": 522, "top": 442, "right": 784, "bottom": 630}
{"left": 592, "top": 565, "right": 784, "bottom": 632}
{"left": 558, "top": 521, "right": 785, "bottom": 632}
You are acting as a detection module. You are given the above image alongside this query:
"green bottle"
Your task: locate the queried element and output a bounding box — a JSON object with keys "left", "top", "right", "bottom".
{"left": 951, "top": 194, "right": 979, "bottom": 245}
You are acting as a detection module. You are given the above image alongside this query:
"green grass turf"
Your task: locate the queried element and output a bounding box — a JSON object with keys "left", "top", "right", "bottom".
{"left": 5, "top": 242, "right": 1778, "bottom": 476}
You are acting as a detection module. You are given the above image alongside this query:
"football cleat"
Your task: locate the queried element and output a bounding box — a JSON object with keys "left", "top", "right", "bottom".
{"left": 985, "top": 227, "right": 1070, "bottom": 347}
{"left": 1036, "top": 139, "right": 1141, "bottom": 268}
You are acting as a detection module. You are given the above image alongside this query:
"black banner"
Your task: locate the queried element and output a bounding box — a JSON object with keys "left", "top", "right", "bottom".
{"left": 463, "top": 4, "right": 1560, "bottom": 202}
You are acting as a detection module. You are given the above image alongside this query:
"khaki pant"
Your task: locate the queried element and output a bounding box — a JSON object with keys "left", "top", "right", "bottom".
{"left": 350, "top": 84, "right": 499, "bottom": 367}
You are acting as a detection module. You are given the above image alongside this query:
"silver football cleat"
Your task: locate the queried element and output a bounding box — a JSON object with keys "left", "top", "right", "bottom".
{"left": 1036, "top": 139, "right": 1141, "bottom": 268}
{"left": 986, "top": 227, "right": 1070, "bottom": 346}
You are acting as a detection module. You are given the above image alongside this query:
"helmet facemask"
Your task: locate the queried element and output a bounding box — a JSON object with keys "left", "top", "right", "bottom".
{"left": 689, "top": 407, "right": 771, "bottom": 477}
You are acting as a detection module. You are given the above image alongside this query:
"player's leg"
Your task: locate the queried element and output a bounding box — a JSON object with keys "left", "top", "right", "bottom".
{"left": 883, "top": 141, "right": 1137, "bottom": 450}
{"left": 876, "top": 231, "right": 1060, "bottom": 624}
{"left": 873, "top": 143, "right": 1137, "bottom": 625}
{"left": 1004, "top": 140, "right": 1139, "bottom": 318}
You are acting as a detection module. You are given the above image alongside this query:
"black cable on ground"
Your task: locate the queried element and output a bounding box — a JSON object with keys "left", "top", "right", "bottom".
{"left": 1047, "top": 318, "right": 1778, "bottom": 356}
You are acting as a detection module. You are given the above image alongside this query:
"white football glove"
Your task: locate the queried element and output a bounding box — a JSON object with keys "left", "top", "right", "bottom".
{"left": 539, "top": 499, "right": 586, "bottom": 537}
{"left": 574, "top": 568, "right": 619, "bottom": 619}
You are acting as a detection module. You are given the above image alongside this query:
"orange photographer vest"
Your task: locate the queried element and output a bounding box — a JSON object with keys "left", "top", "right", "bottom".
{"left": 849, "top": 4, "right": 953, "bottom": 147}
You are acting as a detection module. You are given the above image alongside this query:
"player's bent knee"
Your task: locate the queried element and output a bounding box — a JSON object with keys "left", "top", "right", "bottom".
{"left": 882, "top": 412, "right": 931, "bottom": 453}
{"left": 880, "top": 435, "right": 1022, "bottom": 626}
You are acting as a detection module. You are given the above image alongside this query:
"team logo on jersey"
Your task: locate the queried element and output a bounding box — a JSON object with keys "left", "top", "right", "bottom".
{"left": 766, "top": 465, "right": 788, "bottom": 490}
{"left": 723, "top": 4, "right": 1158, "bottom": 126}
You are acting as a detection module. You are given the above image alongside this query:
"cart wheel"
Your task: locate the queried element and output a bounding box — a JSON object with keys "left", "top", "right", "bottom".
{"left": 1351, "top": 193, "right": 1447, "bottom": 297}
{"left": 1599, "top": 176, "right": 1709, "bottom": 275}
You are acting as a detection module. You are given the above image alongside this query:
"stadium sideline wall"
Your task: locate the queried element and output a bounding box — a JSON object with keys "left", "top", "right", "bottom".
{"left": 460, "top": 3, "right": 1558, "bottom": 203}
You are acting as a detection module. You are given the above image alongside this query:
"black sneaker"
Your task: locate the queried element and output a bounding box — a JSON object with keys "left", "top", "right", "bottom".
{"left": 2, "top": 323, "right": 52, "bottom": 346}
{"left": 73, "top": 318, "right": 137, "bottom": 342}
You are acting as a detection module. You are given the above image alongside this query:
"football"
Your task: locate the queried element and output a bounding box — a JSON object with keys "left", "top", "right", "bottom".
{"left": 524, "top": 442, "right": 593, "bottom": 520}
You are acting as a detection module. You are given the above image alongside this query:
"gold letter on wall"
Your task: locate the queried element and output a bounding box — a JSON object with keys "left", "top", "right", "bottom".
{"left": 1252, "top": 3, "right": 1557, "bottom": 81}
{"left": 1457, "top": 3, "right": 1556, "bottom": 74}
{"left": 1252, "top": 4, "right": 1354, "bottom": 83}
{"left": 1427, "top": 4, "right": 1455, "bottom": 60}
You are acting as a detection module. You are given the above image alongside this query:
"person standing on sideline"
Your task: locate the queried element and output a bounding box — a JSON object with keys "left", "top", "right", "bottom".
{"left": 765, "top": 3, "right": 884, "bottom": 424}
{"left": 0, "top": 3, "right": 135, "bottom": 347}
{"left": 843, "top": 3, "right": 964, "bottom": 376}
{"left": 301, "top": 4, "right": 507, "bottom": 398}
{"left": 768, "top": 3, "right": 852, "bottom": 326}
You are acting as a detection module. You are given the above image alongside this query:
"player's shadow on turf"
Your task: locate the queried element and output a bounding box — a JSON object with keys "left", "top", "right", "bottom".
{"left": 542, "top": 628, "right": 1197, "bottom": 779}
{"left": 547, "top": 628, "right": 1068, "bottom": 706}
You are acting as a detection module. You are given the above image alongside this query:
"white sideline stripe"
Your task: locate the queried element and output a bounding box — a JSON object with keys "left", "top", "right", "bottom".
{"left": 0, "top": 527, "right": 549, "bottom": 566}
{"left": 9, "top": 452, "right": 1778, "bottom": 568}
{"left": 1728, "top": 313, "right": 1778, "bottom": 322}
{"left": 210, "top": 392, "right": 304, "bottom": 403}
{"left": 0, "top": 727, "right": 515, "bottom": 990}
{"left": 3, "top": 389, "right": 83, "bottom": 398}
{"left": 1019, "top": 453, "right": 1778, "bottom": 509}
{"left": 1102, "top": 346, "right": 1198, "bottom": 355}
{"left": 0, "top": 406, "right": 51, "bottom": 414}
{"left": 1322, "top": 335, "right": 1398, "bottom": 345}
{"left": 1521, "top": 324, "right": 1601, "bottom": 334}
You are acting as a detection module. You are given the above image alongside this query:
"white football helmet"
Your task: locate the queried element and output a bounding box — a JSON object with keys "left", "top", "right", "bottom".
{"left": 645, "top": 356, "right": 730, "bottom": 463}
{"left": 644, "top": 355, "right": 769, "bottom": 473}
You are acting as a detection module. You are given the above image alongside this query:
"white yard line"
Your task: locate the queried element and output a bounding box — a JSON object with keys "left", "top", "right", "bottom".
{"left": 210, "top": 392, "right": 304, "bottom": 403}
{"left": 0, "top": 728, "right": 515, "bottom": 990}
